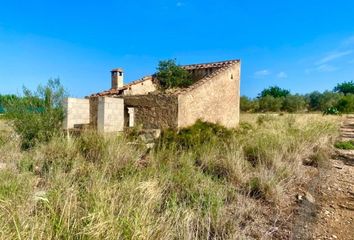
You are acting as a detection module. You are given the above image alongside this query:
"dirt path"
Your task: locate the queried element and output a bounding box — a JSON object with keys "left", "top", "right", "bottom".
{"left": 311, "top": 116, "right": 354, "bottom": 240}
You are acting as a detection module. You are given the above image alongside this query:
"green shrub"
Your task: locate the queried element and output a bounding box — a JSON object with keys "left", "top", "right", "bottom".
{"left": 240, "top": 96, "right": 259, "bottom": 112}
{"left": 282, "top": 94, "right": 307, "bottom": 113}
{"left": 323, "top": 107, "right": 340, "bottom": 115}
{"left": 334, "top": 140, "right": 354, "bottom": 150}
{"left": 335, "top": 94, "right": 354, "bottom": 113}
{"left": 156, "top": 59, "right": 193, "bottom": 89}
{"left": 4, "top": 79, "right": 67, "bottom": 149}
{"left": 258, "top": 95, "right": 284, "bottom": 112}
{"left": 159, "top": 120, "right": 233, "bottom": 150}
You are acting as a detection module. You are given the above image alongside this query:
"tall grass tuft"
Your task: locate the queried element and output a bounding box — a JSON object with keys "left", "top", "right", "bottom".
{"left": 0, "top": 114, "right": 339, "bottom": 239}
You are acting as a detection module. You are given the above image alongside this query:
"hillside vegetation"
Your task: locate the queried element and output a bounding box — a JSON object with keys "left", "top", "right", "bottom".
{"left": 0, "top": 114, "right": 339, "bottom": 239}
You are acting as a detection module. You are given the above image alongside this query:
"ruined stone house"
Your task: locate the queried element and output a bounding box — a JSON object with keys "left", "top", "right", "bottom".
{"left": 63, "top": 59, "right": 241, "bottom": 132}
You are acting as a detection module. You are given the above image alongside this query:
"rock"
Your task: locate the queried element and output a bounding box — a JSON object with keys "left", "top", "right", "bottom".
{"left": 332, "top": 235, "right": 338, "bottom": 239}
{"left": 296, "top": 194, "right": 303, "bottom": 201}
{"left": 305, "top": 191, "right": 316, "bottom": 204}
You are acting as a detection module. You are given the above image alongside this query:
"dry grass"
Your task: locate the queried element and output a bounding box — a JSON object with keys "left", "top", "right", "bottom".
{"left": 0, "top": 114, "right": 340, "bottom": 239}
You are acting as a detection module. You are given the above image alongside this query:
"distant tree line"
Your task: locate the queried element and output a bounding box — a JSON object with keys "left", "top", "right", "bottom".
{"left": 241, "top": 81, "right": 354, "bottom": 114}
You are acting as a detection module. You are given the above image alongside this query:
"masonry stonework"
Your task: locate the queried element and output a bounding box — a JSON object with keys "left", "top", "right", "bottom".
{"left": 123, "top": 78, "right": 157, "bottom": 96}
{"left": 123, "top": 94, "right": 178, "bottom": 129}
{"left": 64, "top": 60, "right": 241, "bottom": 132}
{"left": 63, "top": 98, "right": 90, "bottom": 129}
{"left": 177, "top": 62, "right": 240, "bottom": 128}
{"left": 89, "top": 97, "right": 99, "bottom": 128}
{"left": 97, "top": 97, "right": 124, "bottom": 133}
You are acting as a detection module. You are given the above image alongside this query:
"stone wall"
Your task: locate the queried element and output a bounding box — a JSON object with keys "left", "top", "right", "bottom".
{"left": 89, "top": 97, "right": 99, "bottom": 128}
{"left": 63, "top": 98, "right": 90, "bottom": 129}
{"left": 123, "top": 94, "right": 178, "bottom": 129}
{"left": 123, "top": 78, "right": 157, "bottom": 96}
{"left": 97, "top": 97, "right": 124, "bottom": 133}
{"left": 189, "top": 67, "right": 221, "bottom": 82}
{"left": 178, "top": 62, "right": 240, "bottom": 128}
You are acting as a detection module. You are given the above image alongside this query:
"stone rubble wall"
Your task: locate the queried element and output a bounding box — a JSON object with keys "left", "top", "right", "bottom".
{"left": 89, "top": 97, "right": 99, "bottom": 128}
{"left": 178, "top": 62, "right": 241, "bottom": 128}
{"left": 63, "top": 98, "right": 90, "bottom": 129}
{"left": 123, "top": 94, "right": 178, "bottom": 129}
{"left": 97, "top": 97, "right": 124, "bottom": 133}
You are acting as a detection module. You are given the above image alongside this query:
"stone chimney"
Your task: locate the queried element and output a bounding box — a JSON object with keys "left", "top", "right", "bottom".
{"left": 111, "top": 68, "right": 124, "bottom": 89}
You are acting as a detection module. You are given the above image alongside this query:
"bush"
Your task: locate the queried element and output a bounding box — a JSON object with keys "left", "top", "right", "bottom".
{"left": 323, "top": 107, "right": 340, "bottom": 115}
{"left": 258, "top": 95, "right": 284, "bottom": 112}
{"left": 159, "top": 120, "right": 233, "bottom": 150}
{"left": 4, "top": 79, "right": 67, "bottom": 149}
{"left": 334, "top": 140, "right": 354, "bottom": 150}
{"left": 282, "top": 94, "right": 306, "bottom": 113}
{"left": 156, "top": 59, "right": 193, "bottom": 89}
{"left": 335, "top": 94, "right": 354, "bottom": 113}
{"left": 240, "top": 96, "right": 259, "bottom": 112}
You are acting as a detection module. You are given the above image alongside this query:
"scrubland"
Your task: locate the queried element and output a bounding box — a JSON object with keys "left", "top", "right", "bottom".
{"left": 0, "top": 114, "right": 340, "bottom": 239}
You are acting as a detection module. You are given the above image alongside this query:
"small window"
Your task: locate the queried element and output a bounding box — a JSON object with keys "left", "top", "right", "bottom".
{"left": 230, "top": 74, "right": 234, "bottom": 79}
{"left": 119, "top": 72, "right": 123, "bottom": 76}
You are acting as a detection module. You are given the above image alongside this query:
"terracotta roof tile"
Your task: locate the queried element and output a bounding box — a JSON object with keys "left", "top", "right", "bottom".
{"left": 90, "top": 59, "right": 239, "bottom": 97}
{"left": 181, "top": 59, "right": 239, "bottom": 70}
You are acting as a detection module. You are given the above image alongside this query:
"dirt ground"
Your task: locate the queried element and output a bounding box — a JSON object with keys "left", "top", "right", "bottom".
{"left": 311, "top": 116, "right": 354, "bottom": 240}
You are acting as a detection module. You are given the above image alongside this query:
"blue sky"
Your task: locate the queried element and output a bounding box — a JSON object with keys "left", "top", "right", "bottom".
{"left": 1, "top": 0, "right": 354, "bottom": 98}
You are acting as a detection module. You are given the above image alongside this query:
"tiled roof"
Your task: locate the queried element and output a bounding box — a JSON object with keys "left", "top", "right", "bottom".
{"left": 169, "top": 60, "right": 239, "bottom": 95}
{"left": 111, "top": 68, "right": 123, "bottom": 72}
{"left": 181, "top": 59, "right": 240, "bottom": 70}
{"left": 90, "top": 59, "right": 239, "bottom": 97}
{"left": 90, "top": 76, "right": 153, "bottom": 97}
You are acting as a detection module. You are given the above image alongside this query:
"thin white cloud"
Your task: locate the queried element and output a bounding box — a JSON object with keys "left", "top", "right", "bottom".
{"left": 277, "top": 72, "right": 287, "bottom": 79}
{"left": 305, "top": 64, "right": 338, "bottom": 73}
{"left": 316, "top": 50, "right": 353, "bottom": 65}
{"left": 316, "top": 64, "right": 338, "bottom": 72}
{"left": 254, "top": 69, "right": 270, "bottom": 78}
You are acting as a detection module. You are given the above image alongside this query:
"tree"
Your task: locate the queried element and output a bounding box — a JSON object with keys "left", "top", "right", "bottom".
{"left": 0, "top": 94, "right": 19, "bottom": 113}
{"left": 334, "top": 81, "right": 354, "bottom": 95}
{"left": 282, "top": 94, "right": 306, "bottom": 113}
{"left": 306, "top": 91, "right": 342, "bottom": 111}
{"left": 240, "top": 96, "right": 258, "bottom": 112}
{"left": 306, "top": 91, "right": 322, "bottom": 111}
{"left": 336, "top": 94, "right": 354, "bottom": 113}
{"left": 258, "top": 86, "right": 290, "bottom": 98}
{"left": 156, "top": 59, "right": 193, "bottom": 89}
{"left": 258, "top": 95, "right": 283, "bottom": 112}
{"left": 5, "top": 78, "right": 67, "bottom": 149}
